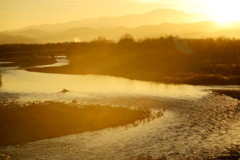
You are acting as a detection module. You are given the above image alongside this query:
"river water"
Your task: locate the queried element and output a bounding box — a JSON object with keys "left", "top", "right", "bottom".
{"left": 0, "top": 57, "right": 239, "bottom": 160}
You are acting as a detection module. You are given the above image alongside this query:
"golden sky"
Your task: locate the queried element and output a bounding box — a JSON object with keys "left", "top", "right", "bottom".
{"left": 1, "top": 0, "right": 240, "bottom": 31}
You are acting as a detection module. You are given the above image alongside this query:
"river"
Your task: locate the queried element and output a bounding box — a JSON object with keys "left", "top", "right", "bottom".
{"left": 0, "top": 57, "right": 239, "bottom": 160}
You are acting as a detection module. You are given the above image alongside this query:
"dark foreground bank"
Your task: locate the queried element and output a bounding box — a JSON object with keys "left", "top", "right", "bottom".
{"left": 212, "top": 89, "right": 240, "bottom": 100}
{"left": 0, "top": 101, "right": 158, "bottom": 146}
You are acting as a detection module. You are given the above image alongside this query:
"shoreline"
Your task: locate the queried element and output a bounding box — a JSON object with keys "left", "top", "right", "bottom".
{"left": 27, "top": 66, "right": 240, "bottom": 86}
{"left": 211, "top": 89, "right": 240, "bottom": 100}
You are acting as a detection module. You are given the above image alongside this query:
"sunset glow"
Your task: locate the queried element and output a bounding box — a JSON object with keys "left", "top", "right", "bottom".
{"left": 1, "top": 0, "right": 240, "bottom": 159}
{"left": 195, "top": 0, "right": 240, "bottom": 22}
{"left": 1, "top": 0, "right": 240, "bottom": 30}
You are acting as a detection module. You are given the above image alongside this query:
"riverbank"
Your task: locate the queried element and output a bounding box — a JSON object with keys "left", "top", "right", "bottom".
{"left": 27, "top": 66, "right": 240, "bottom": 85}
{"left": 0, "top": 101, "right": 158, "bottom": 146}
{"left": 1, "top": 37, "right": 240, "bottom": 85}
{"left": 0, "top": 57, "right": 56, "bottom": 68}
{"left": 211, "top": 89, "right": 240, "bottom": 100}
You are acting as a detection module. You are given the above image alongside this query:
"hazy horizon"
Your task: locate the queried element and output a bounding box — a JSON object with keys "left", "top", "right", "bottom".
{"left": 1, "top": 0, "right": 240, "bottom": 31}
{"left": 1, "top": 1, "right": 240, "bottom": 159}
{"left": 1, "top": 8, "right": 207, "bottom": 32}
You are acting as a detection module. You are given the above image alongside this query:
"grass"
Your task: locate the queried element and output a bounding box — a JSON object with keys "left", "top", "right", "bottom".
{"left": 1, "top": 36, "right": 240, "bottom": 85}
{"left": 0, "top": 101, "right": 159, "bottom": 146}
{"left": 24, "top": 36, "right": 240, "bottom": 85}
{"left": 0, "top": 153, "right": 10, "bottom": 160}
{"left": 132, "top": 154, "right": 167, "bottom": 160}
{"left": 131, "top": 149, "right": 240, "bottom": 160}
{"left": 211, "top": 89, "right": 240, "bottom": 100}
{"left": 217, "top": 145, "right": 240, "bottom": 160}
{"left": 28, "top": 67, "right": 240, "bottom": 85}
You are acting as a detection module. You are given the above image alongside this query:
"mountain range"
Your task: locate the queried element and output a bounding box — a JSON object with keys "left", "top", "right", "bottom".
{"left": 1, "top": 9, "right": 240, "bottom": 44}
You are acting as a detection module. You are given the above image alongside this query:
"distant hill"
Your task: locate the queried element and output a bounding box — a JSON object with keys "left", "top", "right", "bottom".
{"left": 13, "top": 29, "right": 48, "bottom": 39}
{"left": 1, "top": 9, "right": 240, "bottom": 44}
{"left": 19, "top": 9, "right": 206, "bottom": 32}
{"left": 2, "top": 21, "right": 240, "bottom": 44}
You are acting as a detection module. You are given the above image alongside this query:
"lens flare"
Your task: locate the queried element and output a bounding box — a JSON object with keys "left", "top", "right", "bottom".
{"left": 195, "top": 0, "right": 240, "bottom": 23}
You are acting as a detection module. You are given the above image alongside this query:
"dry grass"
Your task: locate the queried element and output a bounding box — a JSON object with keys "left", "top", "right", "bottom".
{"left": 211, "top": 90, "right": 240, "bottom": 100}
{"left": 132, "top": 154, "right": 167, "bottom": 160}
{"left": 26, "top": 36, "right": 240, "bottom": 85}
{"left": 131, "top": 149, "right": 240, "bottom": 160}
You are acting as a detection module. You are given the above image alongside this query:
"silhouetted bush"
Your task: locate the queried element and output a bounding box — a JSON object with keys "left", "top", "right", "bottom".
{"left": 2, "top": 36, "right": 240, "bottom": 84}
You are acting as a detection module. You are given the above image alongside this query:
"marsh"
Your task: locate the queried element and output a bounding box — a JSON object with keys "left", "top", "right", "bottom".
{"left": 0, "top": 56, "right": 239, "bottom": 160}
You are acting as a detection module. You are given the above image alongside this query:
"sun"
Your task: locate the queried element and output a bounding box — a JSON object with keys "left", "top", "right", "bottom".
{"left": 199, "top": 0, "right": 240, "bottom": 23}
{"left": 210, "top": 0, "right": 240, "bottom": 22}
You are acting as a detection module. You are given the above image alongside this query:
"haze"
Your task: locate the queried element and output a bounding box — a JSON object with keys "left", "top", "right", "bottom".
{"left": 2, "top": 0, "right": 240, "bottom": 31}
{"left": 1, "top": 0, "right": 240, "bottom": 159}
